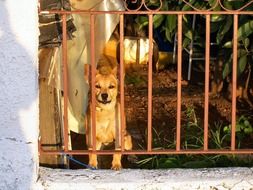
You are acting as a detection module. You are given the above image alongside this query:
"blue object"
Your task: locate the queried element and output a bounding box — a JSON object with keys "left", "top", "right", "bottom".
{"left": 62, "top": 153, "right": 97, "bottom": 170}
{"left": 154, "top": 29, "right": 173, "bottom": 52}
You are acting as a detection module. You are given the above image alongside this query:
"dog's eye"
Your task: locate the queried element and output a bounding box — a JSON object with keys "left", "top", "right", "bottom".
{"left": 95, "top": 84, "right": 101, "bottom": 89}
{"left": 109, "top": 85, "right": 115, "bottom": 89}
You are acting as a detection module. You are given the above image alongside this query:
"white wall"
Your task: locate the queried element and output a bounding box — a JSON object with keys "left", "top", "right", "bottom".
{"left": 0, "top": 0, "right": 38, "bottom": 189}
{"left": 0, "top": 1, "right": 253, "bottom": 190}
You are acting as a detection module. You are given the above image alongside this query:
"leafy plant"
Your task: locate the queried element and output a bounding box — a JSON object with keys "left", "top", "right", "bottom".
{"left": 136, "top": 113, "right": 253, "bottom": 169}
{"left": 209, "top": 122, "right": 230, "bottom": 149}
{"left": 129, "top": 0, "right": 253, "bottom": 169}
{"left": 134, "top": 0, "right": 253, "bottom": 96}
{"left": 181, "top": 106, "right": 206, "bottom": 150}
{"left": 223, "top": 115, "right": 253, "bottom": 148}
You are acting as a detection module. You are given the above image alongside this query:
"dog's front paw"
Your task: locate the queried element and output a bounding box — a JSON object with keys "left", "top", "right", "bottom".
{"left": 89, "top": 161, "right": 98, "bottom": 169}
{"left": 89, "top": 164, "right": 98, "bottom": 169}
{"left": 111, "top": 163, "right": 122, "bottom": 170}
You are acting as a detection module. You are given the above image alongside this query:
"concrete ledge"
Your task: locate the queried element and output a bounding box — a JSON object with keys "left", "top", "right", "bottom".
{"left": 37, "top": 167, "right": 253, "bottom": 189}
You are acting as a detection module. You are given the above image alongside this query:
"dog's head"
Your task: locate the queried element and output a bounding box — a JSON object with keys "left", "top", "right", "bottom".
{"left": 95, "top": 66, "right": 118, "bottom": 110}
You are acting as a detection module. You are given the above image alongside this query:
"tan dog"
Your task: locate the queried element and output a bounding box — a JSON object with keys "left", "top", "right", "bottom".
{"left": 85, "top": 64, "right": 132, "bottom": 170}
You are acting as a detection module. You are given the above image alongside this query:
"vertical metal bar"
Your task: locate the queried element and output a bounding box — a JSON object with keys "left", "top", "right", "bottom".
{"left": 147, "top": 14, "right": 153, "bottom": 152}
{"left": 204, "top": 14, "right": 210, "bottom": 151}
{"left": 90, "top": 14, "right": 96, "bottom": 151}
{"left": 176, "top": 14, "right": 182, "bottom": 151}
{"left": 62, "top": 14, "right": 69, "bottom": 151}
{"left": 120, "top": 14, "right": 125, "bottom": 151}
{"left": 231, "top": 14, "right": 238, "bottom": 150}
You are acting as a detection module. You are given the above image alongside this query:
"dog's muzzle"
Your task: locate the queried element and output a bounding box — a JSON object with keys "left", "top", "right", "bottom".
{"left": 98, "top": 93, "right": 112, "bottom": 104}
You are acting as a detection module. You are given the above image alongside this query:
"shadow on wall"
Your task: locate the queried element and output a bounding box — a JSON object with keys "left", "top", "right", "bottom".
{"left": 0, "top": 1, "right": 37, "bottom": 189}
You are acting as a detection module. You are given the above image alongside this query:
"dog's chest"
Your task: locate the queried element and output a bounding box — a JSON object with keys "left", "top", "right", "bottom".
{"left": 96, "top": 109, "right": 116, "bottom": 130}
{"left": 96, "top": 110, "right": 117, "bottom": 143}
{"left": 97, "top": 107, "right": 111, "bottom": 119}
{"left": 97, "top": 119, "right": 110, "bottom": 129}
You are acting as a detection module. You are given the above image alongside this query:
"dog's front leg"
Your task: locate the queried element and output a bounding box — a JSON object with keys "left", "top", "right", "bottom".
{"left": 112, "top": 134, "right": 133, "bottom": 170}
{"left": 112, "top": 153, "right": 122, "bottom": 170}
{"left": 88, "top": 141, "right": 102, "bottom": 169}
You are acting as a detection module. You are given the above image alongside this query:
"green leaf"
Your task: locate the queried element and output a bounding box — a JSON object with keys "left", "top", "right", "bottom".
{"left": 136, "top": 157, "right": 153, "bottom": 166}
{"left": 224, "top": 123, "right": 243, "bottom": 133}
{"left": 136, "top": 16, "right": 148, "bottom": 24}
{"left": 216, "top": 16, "right": 232, "bottom": 44}
{"left": 242, "top": 38, "right": 250, "bottom": 48}
{"left": 222, "top": 56, "right": 232, "bottom": 79}
{"left": 182, "top": 4, "right": 192, "bottom": 11}
{"left": 208, "top": 0, "right": 216, "bottom": 7}
{"left": 244, "top": 120, "right": 251, "bottom": 127}
{"left": 158, "top": 158, "right": 179, "bottom": 168}
{"left": 223, "top": 0, "right": 233, "bottom": 10}
{"left": 244, "top": 127, "right": 253, "bottom": 134}
{"left": 211, "top": 22, "right": 224, "bottom": 33}
{"left": 183, "top": 38, "right": 191, "bottom": 48}
{"left": 149, "top": 0, "right": 160, "bottom": 6}
{"left": 236, "top": 124, "right": 243, "bottom": 132}
{"left": 153, "top": 14, "right": 165, "bottom": 29}
{"left": 223, "top": 125, "right": 231, "bottom": 133}
{"left": 237, "top": 54, "right": 247, "bottom": 77}
{"left": 237, "top": 49, "right": 248, "bottom": 78}
{"left": 237, "top": 48, "right": 247, "bottom": 57}
{"left": 163, "top": 15, "right": 178, "bottom": 42}
{"left": 183, "top": 25, "right": 193, "bottom": 40}
{"left": 231, "top": 1, "right": 245, "bottom": 10}
{"left": 238, "top": 20, "right": 253, "bottom": 41}
{"left": 160, "top": 0, "right": 168, "bottom": 11}
{"left": 223, "top": 63, "right": 230, "bottom": 79}
{"left": 182, "top": 0, "right": 195, "bottom": 11}
{"left": 238, "top": 115, "right": 247, "bottom": 123}
{"left": 183, "top": 15, "right": 190, "bottom": 25}
{"left": 135, "top": 16, "right": 148, "bottom": 29}
{"left": 211, "top": 14, "right": 226, "bottom": 22}
{"left": 242, "top": 118, "right": 253, "bottom": 134}
{"left": 193, "top": 1, "right": 207, "bottom": 10}
{"left": 223, "top": 41, "right": 232, "bottom": 48}
{"left": 165, "top": 15, "right": 177, "bottom": 32}
{"left": 165, "top": 28, "right": 173, "bottom": 42}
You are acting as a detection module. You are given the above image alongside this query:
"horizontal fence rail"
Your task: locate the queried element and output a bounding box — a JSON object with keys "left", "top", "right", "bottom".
{"left": 39, "top": 10, "right": 253, "bottom": 15}
{"left": 39, "top": 0, "right": 253, "bottom": 159}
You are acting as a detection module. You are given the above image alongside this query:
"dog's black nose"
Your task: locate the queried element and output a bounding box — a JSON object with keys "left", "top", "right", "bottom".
{"left": 101, "top": 93, "right": 108, "bottom": 101}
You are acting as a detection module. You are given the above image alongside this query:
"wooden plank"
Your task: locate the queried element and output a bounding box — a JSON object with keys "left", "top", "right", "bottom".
{"left": 39, "top": 48, "right": 63, "bottom": 167}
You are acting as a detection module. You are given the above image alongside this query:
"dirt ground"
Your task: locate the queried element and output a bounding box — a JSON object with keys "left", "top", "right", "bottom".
{"left": 125, "top": 63, "right": 253, "bottom": 145}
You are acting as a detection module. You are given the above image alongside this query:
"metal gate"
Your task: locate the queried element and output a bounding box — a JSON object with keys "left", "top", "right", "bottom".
{"left": 38, "top": 0, "right": 253, "bottom": 161}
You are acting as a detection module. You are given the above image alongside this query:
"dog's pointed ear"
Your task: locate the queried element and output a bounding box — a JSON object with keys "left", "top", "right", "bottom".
{"left": 112, "top": 67, "right": 118, "bottom": 76}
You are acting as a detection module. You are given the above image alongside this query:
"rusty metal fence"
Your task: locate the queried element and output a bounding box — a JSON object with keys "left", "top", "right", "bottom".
{"left": 39, "top": 0, "right": 253, "bottom": 159}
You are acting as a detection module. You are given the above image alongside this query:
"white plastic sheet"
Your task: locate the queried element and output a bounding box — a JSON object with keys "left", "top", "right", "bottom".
{"left": 65, "top": 0, "right": 124, "bottom": 134}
